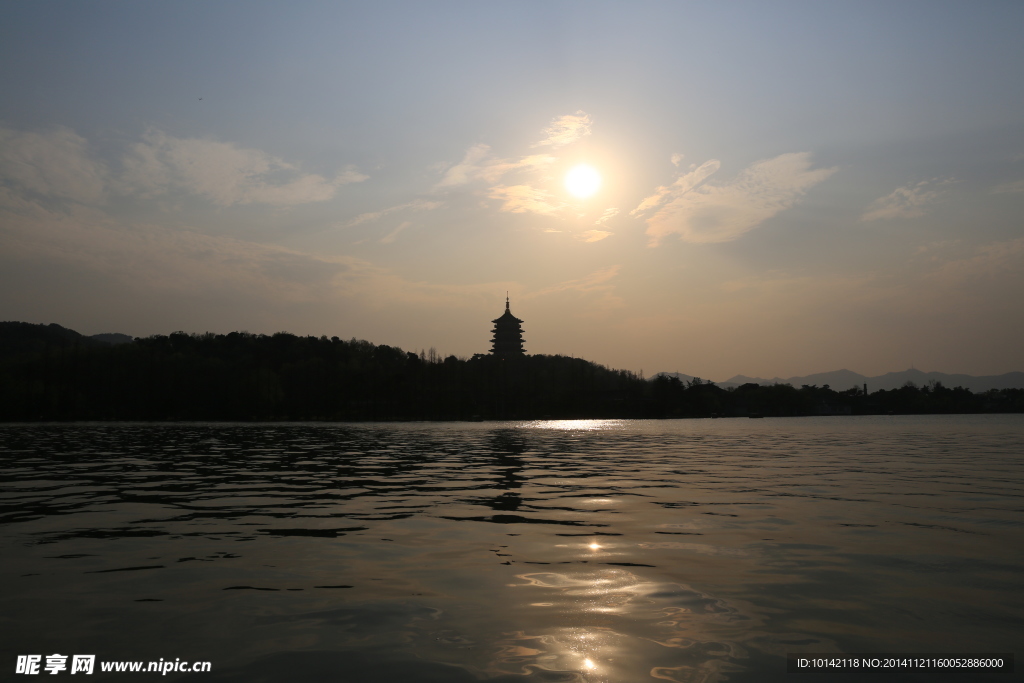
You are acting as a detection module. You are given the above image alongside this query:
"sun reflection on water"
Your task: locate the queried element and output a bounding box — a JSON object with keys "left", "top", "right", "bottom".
{"left": 524, "top": 419, "right": 626, "bottom": 431}
{"left": 495, "top": 567, "right": 746, "bottom": 681}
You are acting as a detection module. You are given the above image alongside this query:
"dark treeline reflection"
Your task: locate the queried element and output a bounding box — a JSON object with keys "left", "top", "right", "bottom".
{"left": 1, "top": 322, "right": 1021, "bottom": 420}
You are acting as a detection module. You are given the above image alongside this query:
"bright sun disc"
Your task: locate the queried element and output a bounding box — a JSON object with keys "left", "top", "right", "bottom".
{"left": 565, "top": 165, "right": 601, "bottom": 198}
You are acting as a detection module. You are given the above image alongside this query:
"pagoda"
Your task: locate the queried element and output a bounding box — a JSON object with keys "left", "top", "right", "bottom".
{"left": 490, "top": 295, "right": 526, "bottom": 358}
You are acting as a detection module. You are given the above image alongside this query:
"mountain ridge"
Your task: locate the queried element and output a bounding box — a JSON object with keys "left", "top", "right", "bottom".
{"left": 655, "top": 369, "right": 1024, "bottom": 392}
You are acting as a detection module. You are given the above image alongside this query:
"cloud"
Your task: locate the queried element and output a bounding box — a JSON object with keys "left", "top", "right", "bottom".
{"left": 577, "top": 230, "right": 612, "bottom": 243}
{"left": 990, "top": 179, "right": 1024, "bottom": 194}
{"left": 0, "top": 188, "right": 515, "bottom": 315}
{"left": 0, "top": 189, "right": 358, "bottom": 298}
{"left": 343, "top": 199, "right": 442, "bottom": 228}
{"left": 435, "top": 144, "right": 493, "bottom": 188}
{"left": 380, "top": 221, "right": 411, "bottom": 244}
{"left": 434, "top": 111, "right": 593, "bottom": 218}
{"left": 434, "top": 143, "right": 556, "bottom": 191}
{"left": 595, "top": 208, "right": 619, "bottom": 226}
{"left": 861, "top": 179, "right": 947, "bottom": 221}
{"left": 631, "top": 159, "right": 721, "bottom": 216}
{"left": 638, "top": 153, "right": 835, "bottom": 245}
{"left": 670, "top": 153, "right": 684, "bottom": 167}
{"left": 0, "top": 126, "right": 108, "bottom": 203}
{"left": 121, "top": 130, "right": 366, "bottom": 206}
{"left": 3, "top": 188, "right": 635, "bottom": 351}
{"left": 533, "top": 111, "right": 592, "bottom": 148}
{"left": 488, "top": 185, "right": 563, "bottom": 215}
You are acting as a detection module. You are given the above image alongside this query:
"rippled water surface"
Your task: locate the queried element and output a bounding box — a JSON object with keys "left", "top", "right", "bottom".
{"left": 1, "top": 416, "right": 1022, "bottom": 682}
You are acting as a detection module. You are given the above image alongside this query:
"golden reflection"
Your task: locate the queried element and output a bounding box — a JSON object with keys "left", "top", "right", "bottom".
{"left": 525, "top": 419, "right": 625, "bottom": 431}
{"left": 501, "top": 569, "right": 744, "bottom": 681}
{"left": 588, "top": 542, "right": 602, "bottom": 551}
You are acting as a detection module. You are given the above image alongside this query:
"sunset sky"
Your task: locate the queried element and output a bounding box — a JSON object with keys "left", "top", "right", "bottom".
{"left": 2, "top": 1, "right": 1022, "bottom": 380}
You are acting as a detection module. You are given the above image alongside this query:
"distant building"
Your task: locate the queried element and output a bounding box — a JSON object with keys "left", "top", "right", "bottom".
{"left": 491, "top": 296, "right": 526, "bottom": 358}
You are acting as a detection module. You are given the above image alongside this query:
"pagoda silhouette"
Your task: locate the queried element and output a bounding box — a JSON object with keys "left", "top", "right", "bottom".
{"left": 490, "top": 295, "right": 526, "bottom": 359}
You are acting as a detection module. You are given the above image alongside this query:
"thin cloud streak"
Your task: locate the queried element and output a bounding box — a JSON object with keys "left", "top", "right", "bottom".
{"left": 861, "top": 179, "right": 947, "bottom": 221}
{"left": 632, "top": 159, "right": 721, "bottom": 216}
{"left": 380, "top": 222, "right": 411, "bottom": 244}
{"left": 343, "top": 199, "right": 443, "bottom": 228}
{"left": 488, "top": 185, "right": 563, "bottom": 215}
{"left": 595, "top": 208, "right": 619, "bottom": 225}
{"left": 638, "top": 153, "right": 835, "bottom": 245}
{"left": 532, "top": 111, "right": 592, "bottom": 148}
{"left": 577, "top": 230, "right": 612, "bottom": 242}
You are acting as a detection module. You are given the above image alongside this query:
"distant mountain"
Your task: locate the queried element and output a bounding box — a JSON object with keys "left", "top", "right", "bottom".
{"left": 0, "top": 322, "right": 134, "bottom": 359}
{"left": 720, "top": 369, "right": 869, "bottom": 390}
{"left": 654, "top": 368, "right": 1024, "bottom": 392}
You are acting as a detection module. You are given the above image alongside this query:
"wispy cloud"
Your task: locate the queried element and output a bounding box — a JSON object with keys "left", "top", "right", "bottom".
{"left": 670, "top": 153, "right": 684, "bottom": 167}
{"left": 380, "top": 221, "right": 411, "bottom": 244}
{"left": 434, "top": 144, "right": 555, "bottom": 191}
{"left": 0, "top": 189, "right": 360, "bottom": 298}
{"left": 488, "top": 185, "right": 563, "bottom": 215}
{"left": 0, "top": 188, "right": 511, "bottom": 313}
{"left": 343, "top": 199, "right": 442, "bottom": 228}
{"left": 121, "top": 129, "right": 366, "bottom": 206}
{"left": 990, "top": 179, "right": 1024, "bottom": 194}
{"left": 434, "top": 111, "right": 594, "bottom": 218}
{"left": 577, "top": 230, "right": 612, "bottom": 243}
{"left": 637, "top": 153, "right": 835, "bottom": 245}
{"left": 595, "top": 208, "right": 619, "bottom": 226}
{"left": 435, "top": 144, "right": 493, "bottom": 188}
{"left": 631, "top": 159, "right": 720, "bottom": 216}
{"left": 533, "top": 111, "right": 592, "bottom": 148}
{"left": 0, "top": 126, "right": 108, "bottom": 203}
{"left": 0, "top": 125, "right": 367, "bottom": 210}
{"left": 861, "top": 179, "right": 947, "bottom": 221}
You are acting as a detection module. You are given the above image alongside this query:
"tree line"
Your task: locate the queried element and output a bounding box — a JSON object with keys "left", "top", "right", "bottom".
{"left": 0, "top": 322, "right": 1020, "bottom": 421}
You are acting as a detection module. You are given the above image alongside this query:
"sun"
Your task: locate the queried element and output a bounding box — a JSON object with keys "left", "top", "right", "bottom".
{"left": 565, "top": 164, "right": 601, "bottom": 198}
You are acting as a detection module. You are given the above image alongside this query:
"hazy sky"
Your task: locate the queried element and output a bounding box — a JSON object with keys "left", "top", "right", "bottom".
{"left": 2, "top": 1, "right": 1022, "bottom": 380}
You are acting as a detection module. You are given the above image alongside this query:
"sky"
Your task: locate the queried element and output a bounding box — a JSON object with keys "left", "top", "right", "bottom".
{"left": 1, "top": 1, "right": 1022, "bottom": 380}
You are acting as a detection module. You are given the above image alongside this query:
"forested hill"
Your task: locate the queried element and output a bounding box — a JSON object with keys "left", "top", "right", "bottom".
{"left": 1, "top": 322, "right": 1021, "bottom": 420}
{"left": 0, "top": 323, "right": 645, "bottom": 420}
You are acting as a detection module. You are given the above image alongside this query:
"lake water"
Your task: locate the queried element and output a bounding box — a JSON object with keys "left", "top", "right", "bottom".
{"left": 1, "top": 416, "right": 1021, "bottom": 682}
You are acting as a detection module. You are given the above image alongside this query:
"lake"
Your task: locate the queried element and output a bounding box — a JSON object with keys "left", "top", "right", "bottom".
{"left": 1, "top": 416, "right": 1021, "bottom": 681}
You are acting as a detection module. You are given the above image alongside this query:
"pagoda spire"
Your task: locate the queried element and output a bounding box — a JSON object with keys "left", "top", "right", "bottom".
{"left": 491, "top": 295, "right": 525, "bottom": 358}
